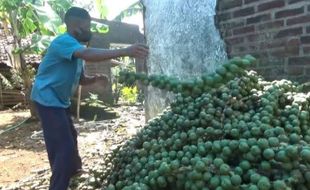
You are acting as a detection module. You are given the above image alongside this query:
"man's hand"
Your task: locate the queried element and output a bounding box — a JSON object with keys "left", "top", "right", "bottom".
{"left": 125, "top": 43, "right": 149, "bottom": 59}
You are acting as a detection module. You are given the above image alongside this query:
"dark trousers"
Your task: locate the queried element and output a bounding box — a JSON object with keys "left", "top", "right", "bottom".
{"left": 35, "top": 102, "right": 82, "bottom": 190}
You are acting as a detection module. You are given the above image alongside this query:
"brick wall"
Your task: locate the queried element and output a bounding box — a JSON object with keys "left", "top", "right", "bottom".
{"left": 216, "top": 0, "right": 310, "bottom": 82}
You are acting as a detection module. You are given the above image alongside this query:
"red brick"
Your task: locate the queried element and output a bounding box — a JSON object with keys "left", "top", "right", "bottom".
{"left": 305, "top": 68, "right": 310, "bottom": 75}
{"left": 275, "top": 7, "right": 304, "bottom": 19}
{"left": 289, "top": 0, "right": 305, "bottom": 4}
{"left": 258, "top": 0, "right": 285, "bottom": 12}
{"left": 233, "top": 25, "right": 255, "bottom": 35}
{"left": 290, "top": 75, "right": 307, "bottom": 83}
{"left": 286, "top": 65, "right": 304, "bottom": 75}
{"left": 287, "top": 38, "right": 301, "bottom": 46}
{"left": 226, "top": 36, "right": 245, "bottom": 45}
{"left": 233, "top": 7, "right": 255, "bottom": 18}
{"left": 219, "top": 29, "right": 233, "bottom": 38}
{"left": 244, "top": 0, "right": 260, "bottom": 4}
{"left": 234, "top": 46, "right": 247, "bottom": 53}
{"left": 258, "top": 20, "right": 284, "bottom": 31}
{"left": 303, "top": 46, "right": 310, "bottom": 54}
{"left": 250, "top": 52, "right": 269, "bottom": 62}
{"left": 226, "top": 30, "right": 233, "bottom": 37}
{"left": 220, "top": 21, "right": 245, "bottom": 30}
{"left": 218, "top": 0, "right": 243, "bottom": 11}
{"left": 274, "top": 27, "right": 303, "bottom": 38}
{"left": 216, "top": 12, "right": 232, "bottom": 22}
{"left": 247, "top": 14, "right": 271, "bottom": 24}
{"left": 307, "top": 26, "right": 310, "bottom": 33}
{"left": 258, "top": 66, "right": 286, "bottom": 78}
{"left": 260, "top": 41, "right": 286, "bottom": 49}
{"left": 301, "top": 36, "right": 310, "bottom": 44}
{"left": 247, "top": 33, "right": 267, "bottom": 42}
{"left": 287, "top": 15, "right": 310, "bottom": 26}
{"left": 285, "top": 44, "right": 300, "bottom": 56}
{"left": 270, "top": 46, "right": 299, "bottom": 57}
{"left": 248, "top": 45, "right": 259, "bottom": 52}
{"left": 289, "top": 56, "right": 310, "bottom": 66}
{"left": 258, "top": 57, "right": 284, "bottom": 67}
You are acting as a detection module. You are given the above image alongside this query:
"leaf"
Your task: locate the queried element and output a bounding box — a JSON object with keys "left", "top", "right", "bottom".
{"left": 29, "top": 34, "right": 54, "bottom": 54}
{"left": 46, "top": 0, "right": 72, "bottom": 19}
{"left": 121, "top": 86, "right": 138, "bottom": 104}
{"left": 23, "top": 17, "right": 36, "bottom": 33}
{"left": 31, "top": 3, "right": 62, "bottom": 34}
{"left": 95, "top": 0, "right": 108, "bottom": 19}
{"left": 12, "top": 48, "right": 23, "bottom": 54}
{"left": 57, "top": 24, "right": 66, "bottom": 34}
{"left": 113, "top": 1, "right": 142, "bottom": 21}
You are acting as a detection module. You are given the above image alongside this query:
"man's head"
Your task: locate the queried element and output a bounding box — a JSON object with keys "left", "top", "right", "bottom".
{"left": 64, "top": 7, "right": 92, "bottom": 42}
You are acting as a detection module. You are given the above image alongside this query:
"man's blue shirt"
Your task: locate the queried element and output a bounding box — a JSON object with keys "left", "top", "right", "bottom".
{"left": 31, "top": 33, "right": 85, "bottom": 108}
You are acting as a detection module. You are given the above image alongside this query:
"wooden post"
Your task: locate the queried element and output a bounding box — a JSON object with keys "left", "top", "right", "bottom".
{"left": 76, "top": 43, "right": 90, "bottom": 121}
{"left": 0, "top": 83, "right": 3, "bottom": 109}
{"left": 76, "top": 85, "right": 82, "bottom": 121}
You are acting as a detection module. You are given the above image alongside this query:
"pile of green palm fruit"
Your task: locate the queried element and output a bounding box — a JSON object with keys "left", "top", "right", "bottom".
{"left": 98, "top": 55, "right": 310, "bottom": 190}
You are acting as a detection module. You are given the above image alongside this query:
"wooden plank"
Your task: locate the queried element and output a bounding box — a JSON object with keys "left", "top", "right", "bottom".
{"left": 2, "top": 98, "right": 25, "bottom": 102}
{"left": 2, "top": 95, "right": 24, "bottom": 98}
{"left": 0, "top": 89, "right": 26, "bottom": 107}
{"left": 2, "top": 98, "right": 25, "bottom": 101}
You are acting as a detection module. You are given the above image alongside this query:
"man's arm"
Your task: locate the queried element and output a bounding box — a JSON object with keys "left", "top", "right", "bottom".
{"left": 74, "top": 43, "right": 148, "bottom": 62}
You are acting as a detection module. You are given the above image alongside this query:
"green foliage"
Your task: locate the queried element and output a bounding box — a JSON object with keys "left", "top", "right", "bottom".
{"left": 111, "top": 55, "right": 143, "bottom": 105}
{"left": 113, "top": 1, "right": 142, "bottom": 21}
{"left": 95, "top": 0, "right": 108, "bottom": 19}
{"left": 46, "top": 0, "right": 73, "bottom": 20}
{"left": 0, "top": 0, "right": 109, "bottom": 114}
{"left": 83, "top": 92, "right": 104, "bottom": 107}
{"left": 0, "top": 0, "right": 64, "bottom": 56}
{"left": 120, "top": 86, "right": 138, "bottom": 104}
{"left": 0, "top": 0, "right": 110, "bottom": 55}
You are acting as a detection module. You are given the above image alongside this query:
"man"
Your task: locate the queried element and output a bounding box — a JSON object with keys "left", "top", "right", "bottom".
{"left": 31, "top": 7, "right": 148, "bottom": 190}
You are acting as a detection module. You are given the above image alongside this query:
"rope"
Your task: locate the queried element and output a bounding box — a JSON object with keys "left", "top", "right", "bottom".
{"left": 0, "top": 117, "right": 30, "bottom": 135}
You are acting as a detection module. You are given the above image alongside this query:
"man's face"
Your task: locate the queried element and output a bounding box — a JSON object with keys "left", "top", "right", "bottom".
{"left": 76, "top": 19, "right": 92, "bottom": 43}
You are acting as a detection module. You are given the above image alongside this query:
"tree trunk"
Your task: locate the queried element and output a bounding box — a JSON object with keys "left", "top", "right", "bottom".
{"left": 142, "top": 0, "right": 228, "bottom": 120}
{"left": 0, "top": 83, "right": 3, "bottom": 109}
{"left": 8, "top": 11, "right": 38, "bottom": 119}
{"left": 26, "top": 84, "right": 38, "bottom": 119}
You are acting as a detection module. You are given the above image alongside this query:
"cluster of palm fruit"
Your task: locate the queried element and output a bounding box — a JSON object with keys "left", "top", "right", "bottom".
{"left": 118, "top": 55, "right": 255, "bottom": 97}
{"left": 96, "top": 55, "right": 310, "bottom": 190}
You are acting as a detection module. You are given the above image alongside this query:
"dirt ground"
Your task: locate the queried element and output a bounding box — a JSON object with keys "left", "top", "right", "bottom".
{"left": 0, "top": 110, "right": 48, "bottom": 187}
{"left": 0, "top": 105, "right": 145, "bottom": 189}
{"left": 0, "top": 110, "right": 31, "bottom": 128}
